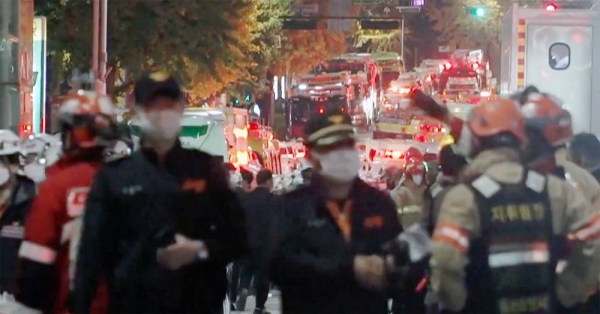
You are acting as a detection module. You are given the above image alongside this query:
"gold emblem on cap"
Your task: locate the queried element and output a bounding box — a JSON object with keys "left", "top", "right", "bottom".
{"left": 149, "top": 71, "right": 170, "bottom": 82}
{"left": 328, "top": 115, "right": 344, "bottom": 124}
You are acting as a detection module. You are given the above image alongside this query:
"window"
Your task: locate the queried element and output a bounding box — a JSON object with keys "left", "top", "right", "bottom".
{"left": 549, "top": 43, "right": 570, "bottom": 70}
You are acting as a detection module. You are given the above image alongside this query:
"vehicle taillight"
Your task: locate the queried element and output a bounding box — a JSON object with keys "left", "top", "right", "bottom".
{"left": 318, "top": 107, "right": 325, "bottom": 114}
{"left": 383, "top": 150, "right": 404, "bottom": 159}
{"left": 21, "top": 123, "right": 32, "bottom": 134}
{"left": 399, "top": 87, "right": 412, "bottom": 94}
{"left": 471, "top": 62, "right": 479, "bottom": 70}
{"left": 443, "top": 62, "right": 452, "bottom": 71}
{"left": 415, "top": 134, "right": 426, "bottom": 142}
{"left": 249, "top": 122, "right": 260, "bottom": 130}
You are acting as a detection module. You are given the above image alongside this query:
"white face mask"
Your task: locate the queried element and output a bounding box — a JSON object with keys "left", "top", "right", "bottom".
{"left": 412, "top": 174, "right": 423, "bottom": 186}
{"left": 314, "top": 148, "right": 361, "bottom": 183}
{"left": 138, "top": 109, "right": 182, "bottom": 142}
{"left": 23, "top": 163, "right": 46, "bottom": 183}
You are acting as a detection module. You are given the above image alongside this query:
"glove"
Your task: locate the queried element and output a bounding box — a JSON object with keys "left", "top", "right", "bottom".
{"left": 353, "top": 255, "right": 387, "bottom": 291}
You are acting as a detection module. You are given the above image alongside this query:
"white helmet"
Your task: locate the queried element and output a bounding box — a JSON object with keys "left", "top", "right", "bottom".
{"left": 21, "top": 133, "right": 62, "bottom": 167}
{"left": 0, "top": 130, "right": 22, "bottom": 156}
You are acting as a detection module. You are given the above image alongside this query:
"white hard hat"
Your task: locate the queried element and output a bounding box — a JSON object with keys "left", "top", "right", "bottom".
{"left": 0, "top": 130, "right": 22, "bottom": 156}
{"left": 0, "top": 165, "right": 9, "bottom": 186}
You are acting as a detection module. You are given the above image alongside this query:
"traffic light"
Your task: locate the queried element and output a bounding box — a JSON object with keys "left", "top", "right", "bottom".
{"left": 360, "top": 20, "right": 400, "bottom": 30}
{"left": 544, "top": 3, "right": 557, "bottom": 11}
{"left": 232, "top": 98, "right": 240, "bottom": 107}
{"left": 244, "top": 93, "right": 252, "bottom": 102}
{"left": 466, "top": 6, "right": 487, "bottom": 17}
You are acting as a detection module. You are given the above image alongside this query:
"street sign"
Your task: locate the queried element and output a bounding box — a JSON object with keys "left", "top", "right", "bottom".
{"left": 372, "top": 5, "right": 421, "bottom": 17}
{"left": 328, "top": 0, "right": 353, "bottom": 32}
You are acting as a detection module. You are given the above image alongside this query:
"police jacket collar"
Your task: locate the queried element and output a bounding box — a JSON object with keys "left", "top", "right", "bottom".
{"left": 141, "top": 139, "right": 185, "bottom": 167}
{"left": 308, "top": 173, "right": 360, "bottom": 200}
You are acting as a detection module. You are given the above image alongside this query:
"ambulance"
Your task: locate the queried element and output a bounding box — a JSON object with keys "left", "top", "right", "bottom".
{"left": 501, "top": 3, "right": 600, "bottom": 136}
{"left": 129, "top": 108, "right": 229, "bottom": 162}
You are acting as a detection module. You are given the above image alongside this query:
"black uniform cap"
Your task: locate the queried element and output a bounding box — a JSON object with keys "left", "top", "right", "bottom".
{"left": 134, "top": 71, "right": 182, "bottom": 106}
{"left": 304, "top": 109, "right": 355, "bottom": 147}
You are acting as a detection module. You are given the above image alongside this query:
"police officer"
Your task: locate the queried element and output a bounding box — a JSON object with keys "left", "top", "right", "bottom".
{"left": 430, "top": 98, "right": 600, "bottom": 313}
{"left": 0, "top": 160, "right": 34, "bottom": 297}
{"left": 73, "top": 72, "right": 247, "bottom": 313}
{"left": 270, "top": 110, "right": 402, "bottom": 313}
{"left": 0, "top": 131, "right": 36, "bottom": 297}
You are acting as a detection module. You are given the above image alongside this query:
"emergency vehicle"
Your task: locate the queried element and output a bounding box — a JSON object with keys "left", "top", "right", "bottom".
{"left": 373, "top": 106, "right": 417, "bottom": 140}
{"left": 372, "top": 52, "right": 405, "bottom": 90}
{"left": 364, "top": 139, "right": 423, "bottom": 169}
{"left": 129, "top": 108, "right": 230, "bottom": 162}
{"left": 439, "top": 49, "right": 487, "bottom": 92}
{"left": 318, "top": 54, "right": 381, "bottom": 124}
{"left": 445, "top": 76, "right": 480, "bottom": 96}
{"left": 286, "top": 71, "right": 354, "bottom": 139}
{"left": 501, "top": 3, "right": 600, "bottom": 136}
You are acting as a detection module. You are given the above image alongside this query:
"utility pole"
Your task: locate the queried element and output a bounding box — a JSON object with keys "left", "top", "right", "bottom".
{"left": 400, "top": 18, "right": 405, "bottom": 62}
{"left": 92, "top": 0, "right": 107, "bottom": 95}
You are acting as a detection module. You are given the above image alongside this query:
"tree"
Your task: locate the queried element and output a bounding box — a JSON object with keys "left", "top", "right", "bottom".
{"left": 270, "top": 30, "right": 347, "bottom": 76}
{"left": 423, "top": 0, "right": 513, "bottom": 73}
{"left": 36, "top": 0, "right": 285, "bottom": 102}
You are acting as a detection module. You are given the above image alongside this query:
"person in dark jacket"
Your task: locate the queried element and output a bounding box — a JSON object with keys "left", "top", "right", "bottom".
{"left": 271, "top": 110, "right": 403, "bottom": 314}
{"left": 73, "top": 72, "right": 247, "bottom": 313}
{"left": 569, "top": 132, "right": 600, "bottom": 182}
{"left": 237, "top": 169, "right": 276, "bottom": 314}
{"left": 0, "top": 162, "right": 35, "bottom": 296}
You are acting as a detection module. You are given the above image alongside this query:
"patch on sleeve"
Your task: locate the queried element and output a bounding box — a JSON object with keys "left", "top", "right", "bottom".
{"left": 67, "top": 187, "right": 90, "bottom": 217}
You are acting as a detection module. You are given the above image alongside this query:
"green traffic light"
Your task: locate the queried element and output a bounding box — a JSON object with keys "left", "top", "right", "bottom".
{"left": 475, "top": 7, "right": 486, "bottom": 17}
{"left": 244, "top": 94, "right": 251, "bottom": 102}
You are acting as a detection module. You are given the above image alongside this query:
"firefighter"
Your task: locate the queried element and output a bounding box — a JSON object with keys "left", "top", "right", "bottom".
{"left": 270, "top": 109, "right": 402, "bottom": 313}
{"left": 17, "top": 91, "right": 119, "bottom": 313}
{"left": 430, "top": 98, "right": 600, "bottom": 313}
{"left": 73, "top": 72, "right": 247, "bottom": 313}
{"left": 422, "top": 144, "right": 468, "bottom": 235}
{"left": 518, "top": 92, "right": 600, "bottom": 211}
{"left": 390, "top": 147, "right": 427, "bottom": 228}
{"left": 519, "top": 93, "right": 600, "bottom": 312}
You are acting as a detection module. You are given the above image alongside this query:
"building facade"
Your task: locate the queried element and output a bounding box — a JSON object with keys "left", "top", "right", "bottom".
{"left": 0, "top": 0, "right": 34, "bottom": 135}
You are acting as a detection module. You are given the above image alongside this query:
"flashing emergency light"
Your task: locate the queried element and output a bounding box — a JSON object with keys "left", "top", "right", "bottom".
{"left": 545, "top": 3, "right": 557, "bottom": 11}
{"left": 443, "top": 62, "right": 452, "bottom": 71}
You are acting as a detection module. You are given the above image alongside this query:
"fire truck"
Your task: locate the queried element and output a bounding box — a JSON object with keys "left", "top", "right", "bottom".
{"left": 316, "top": 53, "right": 381, "bottom": 125}
{"left": 439, "top": 49, "right": 489, "bottom": 92}
{"left": 286, "top": 71, "right": 354, "bottom": 139}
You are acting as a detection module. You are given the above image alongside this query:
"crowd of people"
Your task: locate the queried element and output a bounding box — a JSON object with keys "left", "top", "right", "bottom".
{"left": 0, "top": 71, "right": 599, "bottom": 314}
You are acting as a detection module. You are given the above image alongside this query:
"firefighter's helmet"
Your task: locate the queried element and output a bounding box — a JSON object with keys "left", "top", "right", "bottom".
{"left": 468, "top": 98, "right": 526, "bottom": 144}
{"left": 58, "top": 91, "right": 119, "bottom": 151}
{"left": 521, "top": 92, "right": 572, "bottom": 146}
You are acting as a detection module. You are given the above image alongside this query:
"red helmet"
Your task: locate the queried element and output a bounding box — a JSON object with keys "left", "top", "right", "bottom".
{"left": 404, "top": 147, "right": 425, "bottom": 175}
{"left": 58, "top": 91, "right": 119, "bottom": 151}
{"left": 521, "top": 92, "right": 572, "bottom": 146}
